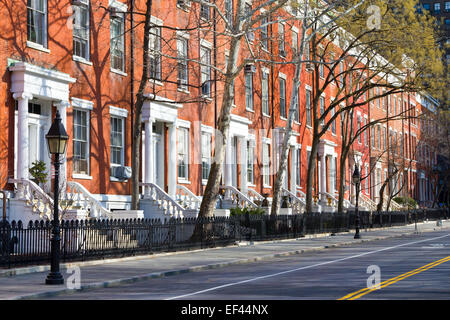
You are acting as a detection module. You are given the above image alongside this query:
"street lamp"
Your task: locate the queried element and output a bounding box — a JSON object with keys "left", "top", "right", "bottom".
{"left": 45, "top": 110, "right": 68, "bottom": 285}
{"left": 352, "top": 165, "right": 361, "bottom": 239}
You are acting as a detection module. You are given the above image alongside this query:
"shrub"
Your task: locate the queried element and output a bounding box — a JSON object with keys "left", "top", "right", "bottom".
{"left": 230, "top": 207, "right": 266, "bottom": 217}
{"left": 29, "top": 160, "right": 48, "bottom": 185}
{"left": 393, "top": 196, "right": 417, "bottom": 208}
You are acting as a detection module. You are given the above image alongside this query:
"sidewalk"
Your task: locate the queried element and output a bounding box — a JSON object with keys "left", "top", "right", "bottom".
{"left": 1, "top": 219, "right": 448, "bottom": 300}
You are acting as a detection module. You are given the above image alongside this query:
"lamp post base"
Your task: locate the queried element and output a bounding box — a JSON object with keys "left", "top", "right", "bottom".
{"left": 45, "top": 272, "right": 64, "bottom": 285}
{"left": 354, "top": 232, "right": 361, "bottom": 239}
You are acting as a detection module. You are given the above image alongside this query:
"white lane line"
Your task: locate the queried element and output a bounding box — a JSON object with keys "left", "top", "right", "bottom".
{"left": 165, "top": 233, "right": 450, "bottom": 300}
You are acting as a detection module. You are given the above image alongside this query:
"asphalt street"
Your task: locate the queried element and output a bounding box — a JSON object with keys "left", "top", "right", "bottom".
{"left": 40, "top": 230, "right": 450, "bottom": 300}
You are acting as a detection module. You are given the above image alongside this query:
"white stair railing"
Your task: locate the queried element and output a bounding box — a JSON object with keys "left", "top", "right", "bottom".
{"left": 66, "top": 182, "right": 112, "bottom": 219}
{"left": 176, "top": 185, "right": 201, "bottom": 210}
{"left": 281, "top": 188, "right": 306, "bottom": 213}
{"left": 9, "top": 178, "right": 56, "bottom": 220}
{"left": 383, "top": 194, "right": 403, "bottom": 211}
{"left": 219, "top": 186, "right": 258, "bottom": 209}
{"left": 246, "top": 188, "right": 264, "bottom": 203}
{"left": 141, "top": 183, "right": 185, "bottom": 218}
{"left": 359, "top": 193, "right": 377, "bottom": 211}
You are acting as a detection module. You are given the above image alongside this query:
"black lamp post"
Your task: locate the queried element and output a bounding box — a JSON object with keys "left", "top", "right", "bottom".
{"left": 45, "top": 110, "right": 68, "bottom": 285}
{"left": 352, "top": 165, "right": 361, "bottom": 239}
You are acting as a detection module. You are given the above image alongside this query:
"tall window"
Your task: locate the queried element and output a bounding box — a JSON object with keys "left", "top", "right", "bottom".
{"left": 177, "top": 128, "right": 189, "bottom": 180}
{"left": 247, "top": 140, "right": 255, "bottom": 184}
{"left": 262, "top": 70, "right": 269, "bottom": 115}
{"left": 200, "top": 0, "right": 210, "bottom": 20}
{"left": 201, "top": 132, "right": 211, "bottom": 181}
{"left": 306, "top": 89, "right": 312, "bottom": 127}
{"left": 446, "top": 2, "right": 450, "bottom": 12}
{"left": 434, "top": 2, "right": 441, "bottom": 13}
{"left": 278, "top": 23, "right": 285, "bottom": 56}
{"left": 110, "top": 13, "right": 125, "bottom": 71}
{"left": 263, "top": 142, "right": 270, "bottom": 186}
{"left": 364, "top": 118, "right": 368, "bottom": 146}
{"left": 296, "top": 148, "right": 301, "bottom": 186}
{"left": 279, "top": 77, "right": 286, "bottom": 118}
{"left": 149, "top": 26, "right": 162, "bottom": 80}
{"left": 292, "top": 30, "right": 298, "bottom": 55}
{"left": 245, "top": 71, "right": 254, "bottom": 111}
{"left": 110, "top": 116, "right": 124, "bottom": 166}
{"left": 73, "top": 0, "right": 89, "bottom": 60}
{"left": 294, "top": 88, "right": 300, "bottom": 122}
{"left": 73, "top": 109, "right": 89, "bottom": 174}
{"left": 261, "top": 16, "right": 268, "bottom": 50}
{"left": 27, "top": 0, "right": 47, "bottom": 47}
{"left": 319, "top": 96, "right": 325, "bottom": 128}
{"left": 357, "top": 116, "right": 362, "bottom": 144}
{"left": 225, "top": 0, "right": 233, "bottom": 27}
{"left": 200, "top": 46, "right": 211, "bottom": 97}
{"left": 177, "top": 37, "right": 189, "bottom": 90}
{"left": 319, "top": 57, "right": 325, "bottom": 78}
{"left": 331, "top": 106, "right": 336, "bottom": 134}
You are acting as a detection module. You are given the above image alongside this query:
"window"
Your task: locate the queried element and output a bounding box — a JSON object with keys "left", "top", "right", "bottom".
{"left": 177, "top": 37, "right": 189, "bottom": 90}
{"left": 306, "top": 89, "right": 312, "bottom": 127}
{"left": 319, "top": 96, "right": 325, "bottom": 128}
{"left": 27, "top": 0, "right": 47, "bottom": 47}
{"left": 339, "top": 61, "right": 344, "bottom": 85}
{"left": 262, "top": 69, "right": 269, "bottom": 115}
{"left": 331, "top": 106, "right": 336, "bottom": 134}
{"left": 357, "top": 116, "right": 362, "bottom": 144}
{"left": 225, "top": 0, "right": 233, "bottom": 27}
{"left": 149, "top": 26, "right": 162, "bottom": 81}
{"left": 434, "top": 3, "right": 441, "bottom": 14}
{"left": 294, "top": 88, "right": 300, "bottom": 123}
{"left": 364, "top": 118, "right": 368, "bottom": 146}
{"left": 446, "top": 1, "right": 450, "bottom": 12}
{"left": 200, "top": 0, "right": 210, "bottom": 20}
{"left": 245, "top": 3, "right": 255, "bottom": 41}
{"left": 423, "top": 3, "right": 431, "bottom": 11}
{"left": 73, "top": 109, "right": 89, "bottom": 174}
{"left": 263, "top": 142, "right": 270, "bottom": 186}
{"left": 377, "top": 125, "right": 381, "bottom": 149}
{"left": 177, "top": 127, "right": 189, "bottom": 180}
{"left": 292, "top": 30, "right": 298, "bottom": 55}
{"left": 261, "top": 16, "right": 268, "bottom": 50}
{"left": 110, "top": 116, "right": 124, "bottom": 166}
{"left": 296, "top": 148, "right": 301, "bottom": 186}
{"left": 245, "top": 71, "right": 254, "bottom": 111}
{"left": 73, "top": 0, "right": 89, "bottom": 60}
{"left": 201, "top": 132, "right": 211, "bottom": 180}
{"left": 278, "top": 23, "right": 285, "bottom": 56}
{"left": 279, "top": 77, "right": 286, "bottom": 118}
{"left": 110, "top": 13, "right": 125, "bottom": 72}
{"left": 247, "top": 140, "right": 255, "bottom": 184}
{"left": 319, "top": 57, "right": 325, "bottom": 78}
{"left": 200, "top": 46, "right": 211, "bottom": 97}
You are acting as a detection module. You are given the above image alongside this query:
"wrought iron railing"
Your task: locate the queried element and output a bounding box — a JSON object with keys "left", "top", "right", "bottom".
{"left": 0, "top": 208, "right": 448, "bottom": 269}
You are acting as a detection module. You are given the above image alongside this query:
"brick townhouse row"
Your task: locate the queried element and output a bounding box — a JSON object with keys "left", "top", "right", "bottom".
{"left": 0, "top": 0, "right": 439, "bottom": 220}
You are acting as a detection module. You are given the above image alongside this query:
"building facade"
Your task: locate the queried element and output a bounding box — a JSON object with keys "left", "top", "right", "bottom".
{"left": 0, "top": 0, "right": 440, "bottom": 221}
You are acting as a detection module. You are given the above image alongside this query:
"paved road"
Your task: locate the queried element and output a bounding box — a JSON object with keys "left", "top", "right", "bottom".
{"left": 41, "top": 230, "right": 450, "bottom": 300}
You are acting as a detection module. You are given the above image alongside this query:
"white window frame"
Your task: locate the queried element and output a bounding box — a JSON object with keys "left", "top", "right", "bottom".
{"left": 71, "top": 98, "right": 93, "bottom": 179}
{"left": 177, "top": 35, "right": 189, "bottom": 92}
{"left": 261, "top": 67, "right": 270, "bottom": 116}
{"left": 177, "top": 126, "right": 190, "bottom": 181}
{"left": 110, "top": 8, "right": 126, "bottom": 74}
{"left": 27, "top": 0, "right": 48, "bottom": 50}
{"left": 73, "top": 0, "right": 90, "bottom": 62}
{"left": 262, "top": 139, "right": 271, "bottom": 187}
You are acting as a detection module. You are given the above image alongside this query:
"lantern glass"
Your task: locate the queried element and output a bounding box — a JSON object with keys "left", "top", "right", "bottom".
{"left": 352, "top": 167, "right": 360, "bottom": 185}
{"left": 47, "top": 136, "right": 68, "bottom": 155}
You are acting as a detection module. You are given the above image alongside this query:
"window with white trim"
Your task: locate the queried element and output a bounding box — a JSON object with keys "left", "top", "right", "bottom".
{"left": 177, "top": 37, "right": 189, "bottom": 90}
{"left": 200, "top": 46, "right": 211, "bottom": 97}
{"left": 73, "top": 109, "right": 90, "bottom": 174}
{"left": 149, "top": 25, "right": 162, "bottom": 80}
{"left": 177, "top": 127, "right": 189, "bottom": 180}
{"left": 247, "top": 140, "right": 255, "bottom": 184}
{"left": 263, "top": 142, "right": 270, "bottom": 186}
{"left": 279, "top": 77, "right": 286, "bottom": 118}
{"left": 200, "top": 0, "right": 210, "bottom": 20}
{"left": 278, "top": 22, "right": 285, "bottom": 56}
{"left": 225, "top": 0, "right": 233, "bottom": 27}
{"left": 296, "top": 148, "right": 301, "bottom": 186}
{"left": 73, "top": 0, "right": 90, "bottom": 60}
{"left": 27, "top": 0, "right": 47, "bottom": 47}
{"left": 262, "top": 69, "right": 269, "bottom": 115}
{"left": 245, "top": 71, "right": 254, "bottom": 111}
{"left": 201, "top": 132, "right": 211, "bottom": 180}
{"left": 110, "top": 116, "right": 124, "bottom": 166}
{"left": 261, "top": 16, "right": 268, "bottom": 50}
{"left": 110, "top": 13, "right": 125, "bottom": 72}
{"left": 306, "top": 88, "right": 312, "bottom": 127}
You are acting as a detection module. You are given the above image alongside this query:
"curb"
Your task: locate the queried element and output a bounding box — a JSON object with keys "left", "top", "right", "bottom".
{"left": 12, "top": 222, "right": 449, "bottom": 300}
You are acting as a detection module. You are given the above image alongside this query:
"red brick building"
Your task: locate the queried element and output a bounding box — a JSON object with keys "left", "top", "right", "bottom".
{"left": 0, "top": 0, "right": 439, "bottom": 221}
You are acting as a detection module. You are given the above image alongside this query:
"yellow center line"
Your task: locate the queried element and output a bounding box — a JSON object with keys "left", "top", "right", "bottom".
{"left": 338, "top": 255, "right": 450, "bottom": 300}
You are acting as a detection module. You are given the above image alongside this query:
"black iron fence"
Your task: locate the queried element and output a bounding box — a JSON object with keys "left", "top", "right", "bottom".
{"left": 0, "top": 208, "right": 448, "bottom": 269}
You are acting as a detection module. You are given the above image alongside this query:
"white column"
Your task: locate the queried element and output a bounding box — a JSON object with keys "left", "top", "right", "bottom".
{"left": 224, "top": 136, "right": 233, "bottom": 187}
{"left": 55, "top": 101, "right": 70, "bottom": 183}
{"left": 330, "top": 156, "right": 335, "bottom": 197}
{"left": 240, "top": 137, "right": 248, "bottom": 193}
{"left": 13, "top": 92, "right": 33, "bottom": 180}
{"left": 290, "top": 146, "right": 296, "bottom": 193}
{"left": 167, "top": 122, "right": 177, "bottom": 197}
{"left": 144, "top": 119, "right": 153, "bottom": 184}
{"left": 320, "top": 153, "right": 326, "bottom": 195}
